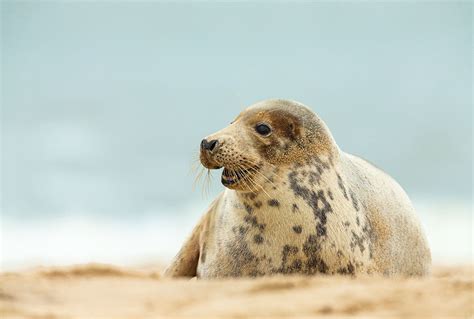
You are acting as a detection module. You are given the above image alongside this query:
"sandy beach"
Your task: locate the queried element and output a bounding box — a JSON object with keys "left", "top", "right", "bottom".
{"left": 0, "top": 263, "right": 472, "bottom": 319}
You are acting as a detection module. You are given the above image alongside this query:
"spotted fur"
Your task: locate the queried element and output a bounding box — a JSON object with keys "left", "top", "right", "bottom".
{"left": 164, "top": 99, "right": 431, "bottom": 279}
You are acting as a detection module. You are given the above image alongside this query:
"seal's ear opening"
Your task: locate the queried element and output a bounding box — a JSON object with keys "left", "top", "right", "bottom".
{"left": 288, "top": 122, "right": 296, "bottom": 140}
{"left": 285, "top": 116, "right": 302, "bottom": 141}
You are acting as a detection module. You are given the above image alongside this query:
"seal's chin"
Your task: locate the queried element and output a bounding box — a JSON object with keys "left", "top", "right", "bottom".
{"left": 221, "top": 167, "right": 259, "bottom": 188}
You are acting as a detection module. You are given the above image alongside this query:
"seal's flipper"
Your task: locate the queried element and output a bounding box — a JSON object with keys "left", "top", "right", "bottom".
{"left": 163, "top": 196, "right": 220, "bottom": 278}
{"left": 163, "top": 222, "right": 202, "bottom": 278}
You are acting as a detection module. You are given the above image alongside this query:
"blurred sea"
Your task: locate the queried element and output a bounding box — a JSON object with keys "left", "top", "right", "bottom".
{"left": 1, "top": 2, "right": 472, "bottom": 270}
{"left": 1, "top": 195, "right": 472, "bottom": 270}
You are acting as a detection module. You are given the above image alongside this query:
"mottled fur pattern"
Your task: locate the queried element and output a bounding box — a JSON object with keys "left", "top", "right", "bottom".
{"left": 164, "top": 99, "right": 431, "bottom": 278}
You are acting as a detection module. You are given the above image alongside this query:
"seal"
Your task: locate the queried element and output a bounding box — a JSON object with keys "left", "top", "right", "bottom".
{"left": 164, "top": 99, "right": 431, "bottom": 278}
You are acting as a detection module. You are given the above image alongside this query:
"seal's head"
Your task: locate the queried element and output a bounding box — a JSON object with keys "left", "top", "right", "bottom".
{"left": 200, "top": 99, "right": 337, "bottom": 191}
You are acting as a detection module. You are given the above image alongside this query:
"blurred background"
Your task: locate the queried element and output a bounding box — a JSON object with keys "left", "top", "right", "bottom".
{"left": 1, "top": 1, "right": 472, "bottom": 270}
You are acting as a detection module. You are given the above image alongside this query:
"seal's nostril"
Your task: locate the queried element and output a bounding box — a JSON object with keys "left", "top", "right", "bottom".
{"left": 201, "top": 139, "right": 219, "bottom": 152}
{"left": 208, "top": 140, "right": 218, "bottom": 152}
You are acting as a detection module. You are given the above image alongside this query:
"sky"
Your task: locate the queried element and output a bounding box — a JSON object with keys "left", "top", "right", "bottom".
{"left": 1, "top": 1, "right": 472, "bottom": 218}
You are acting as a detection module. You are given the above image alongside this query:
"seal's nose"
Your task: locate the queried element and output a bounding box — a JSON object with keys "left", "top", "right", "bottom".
{"left": 201, "top": 139, "right": 219, "bottom": 152}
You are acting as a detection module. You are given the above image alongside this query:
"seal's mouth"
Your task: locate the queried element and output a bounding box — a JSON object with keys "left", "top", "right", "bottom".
{"left": 221, "top": 166, "right": 259, "bottom": 187}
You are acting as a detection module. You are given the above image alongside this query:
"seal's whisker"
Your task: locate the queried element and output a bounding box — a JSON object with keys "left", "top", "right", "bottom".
{"left": 189, "top": 150, "right": 203, "bottom": 174}
{"left": 193, "top": 166, "right": 205, "bottom": 191}
{"left": 236, "top": 163, "right": 263, "bottom": 192}
{"left": 250, "top": 167, "right": 280, "bottom": 191}
{"left": 190, "top": 161, "right": 201, "bottom": 174}
{"left": 243, "top": 171, "right": 259, "bottom": 194}
{"left": 242, "top": 168, "right": 271, "bottom": 199}
{"left": 237, "top": 165, "right": 257, "bottom": 194}
{"left": 228, "top": 167, "right": 245, "bottom": 191}
{"left": 229, "top": 165, "right": 258, "bottom": 194}
{"left": 239, "top": 158, "right": 283, "bottom": 189}
{"left": 201, "top": 169, "right": 208, "bottom": 197}
{"left": 234, "top": 167, "right": 251, "bottom": 192}
{"left": 253, "top": 178, "right": 271, "bottom": 199}
{"left": 202, "top": 168, "right": 213, "bottom": 197}
{"left": 240, "top": 168, "right": 255, "bottom": 193}
{"left": 239, "top": 158, "right": 284, "bottom": 180}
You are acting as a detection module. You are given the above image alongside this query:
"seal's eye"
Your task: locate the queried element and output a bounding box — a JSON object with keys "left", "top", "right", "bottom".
{"left": 255, "top": 123, "right": 271, "bottom": 136}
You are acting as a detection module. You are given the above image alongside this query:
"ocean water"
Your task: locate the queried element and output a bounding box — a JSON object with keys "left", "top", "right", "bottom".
{"left": 1, "top": 195, "right": 472, "bottom": 271}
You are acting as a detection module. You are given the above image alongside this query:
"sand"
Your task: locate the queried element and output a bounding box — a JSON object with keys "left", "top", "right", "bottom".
{"left": 0, "top": 264, "right": 472, "bottom": 319}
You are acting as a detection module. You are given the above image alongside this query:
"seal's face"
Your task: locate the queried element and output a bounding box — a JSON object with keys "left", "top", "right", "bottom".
{"left": 200, "top": 100, "right": 325, "bottom": 191}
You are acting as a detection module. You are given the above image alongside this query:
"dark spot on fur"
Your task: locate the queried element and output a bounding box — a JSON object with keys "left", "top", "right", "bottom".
{"left": 356, "top": 216, "right": 360, "bottom": 226}
{"left": 327, "top": 189, "right": 334, "bottom": 200}
{"left": 293, "top": 161, "right": 303, "bottom": 169}
{"left": 254, "top": 234, "right": 264, "bottom": 244}
{"left": 337, "top": 262, "right": 355, "bottom": 275}
{"left": 244, "top": 202, "right": 253, "bottom": 214}
{"left": 288, "top": 170, "right": 333, "bottom": 237}
{"left": 242, "top": 192, "right": 257, "bottom": 200}
{"left": 313, "top": 156, "right": 331, "bottom": 170}
{"left": 254, "top": 201, "right": 262, "bottom": 208}
{"left": 302, "top": 234, "right": 328, "bottom": 274}
{"left": 292, "top": 203, "right": 299, "bottom": 212}
{"left": 308, "top": 171, "right": 321, "bottom": 186}
{"left": 349, "top": 189, "right": 360, "bottom": 211}
{"left": 361, "top": 221, "right": 375, "bottom": 259}
{"left": 228, "top": 223, "right": 258, "bottom": 277}
{"left": 292, "top": 259, "right": 303, "bottom": 271}
{"left": 268, "top": 199, "right": 280, "bottom": 207}
{"left": 306, "top": 256, "right": 328, "bottom": 274}
{"left": 292, "top": 225, "right": 302, "bottom": 234}
{"left": 244, "top": 215, "right": 265, "bottom": 231}
{"left": 200, "top": 242, "right": 207, "bottom": 263}
{"left": 239, "top": 225, "right": 249, "bottom": 235}
{"left": 303, "top": 157, "right": 331, "bottom": 187}
{"left": 350, "top": 231, "right": 366, "bottom": 253}
{"left": 281, "top": 245, "right": 299, "bottom": 269}
{"left": 337, "top": 173, "right": 349, "bottom": 200}
{"left": 315, "top": 221, "right": 325, "bottom": 236}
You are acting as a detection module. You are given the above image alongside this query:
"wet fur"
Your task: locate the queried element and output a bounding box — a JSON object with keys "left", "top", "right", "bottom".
{"left": 164, "top": 100, "right": 431, "bottom": 278}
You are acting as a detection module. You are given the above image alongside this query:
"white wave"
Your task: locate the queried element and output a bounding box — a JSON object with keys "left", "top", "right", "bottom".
{"left": 0, "top": 201, "right": 208, "bottom": 271}
{"left": 413, "top": 197, "right": 472, "bottom": 264}
{"left": 0, "top": 198, "right": 471, "bottom": 271}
